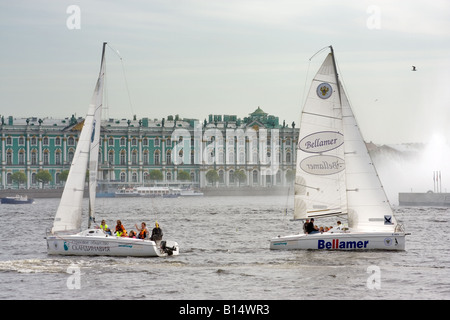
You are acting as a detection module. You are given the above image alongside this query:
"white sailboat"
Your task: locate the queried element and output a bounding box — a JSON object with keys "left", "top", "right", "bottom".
{"left": 46, "top": 42, "right": 179, "bottom": 257}
{"left": 270, "top": 46, "right": 409, "bottom": 250}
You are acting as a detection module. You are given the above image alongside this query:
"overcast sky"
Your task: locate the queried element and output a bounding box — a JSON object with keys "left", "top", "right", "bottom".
{"left": 1, "top": 0, "right": 449, "bottom": 144}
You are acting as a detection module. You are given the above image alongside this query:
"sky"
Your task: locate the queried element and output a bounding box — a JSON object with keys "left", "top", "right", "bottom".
{"left": 1, "top": 0, "right": 450, "bottom": 145}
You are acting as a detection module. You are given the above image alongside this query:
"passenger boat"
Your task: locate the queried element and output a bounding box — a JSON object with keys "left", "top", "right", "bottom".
{"left": 1, "top": 195, "right": 34, "bottom": 204}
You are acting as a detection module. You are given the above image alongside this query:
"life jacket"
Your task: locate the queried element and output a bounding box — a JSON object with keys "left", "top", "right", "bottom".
{"left": 138, "top": 229, "right": 147, "bottom": 239}
{"left": 100, "top": 224, "right": 108, "bottom": 231}
{"left": 116, "top": 225, "right": 127, "bottom": 237}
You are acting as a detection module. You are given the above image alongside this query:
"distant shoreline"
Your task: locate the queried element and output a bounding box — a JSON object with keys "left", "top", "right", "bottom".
{"left": 0, "top": 186, "right": 293, "bottom": 199}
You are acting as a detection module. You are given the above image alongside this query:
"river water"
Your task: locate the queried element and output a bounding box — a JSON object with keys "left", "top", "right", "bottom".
{"left": 0, "top": 195, "right": 449, "bottom": 302}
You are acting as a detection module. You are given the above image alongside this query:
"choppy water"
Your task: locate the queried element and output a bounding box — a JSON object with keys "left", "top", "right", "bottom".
{"left": 0, "top": 196, "right": 449, "bottom": 301}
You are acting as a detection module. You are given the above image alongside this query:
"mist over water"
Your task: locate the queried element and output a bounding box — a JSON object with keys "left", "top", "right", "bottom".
{"left": 370, "top": 135, "right": 450, "bottom": 205}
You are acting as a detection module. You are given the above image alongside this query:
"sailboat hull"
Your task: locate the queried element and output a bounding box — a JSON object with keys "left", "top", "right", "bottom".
{"left": 46, "top": 229, "right": 179, "bottom": 257}
{"left": 270, "top": 232, "right": 406, "bottom": 251}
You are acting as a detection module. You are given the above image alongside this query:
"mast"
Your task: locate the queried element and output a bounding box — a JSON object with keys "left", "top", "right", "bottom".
{"left": 88, "top": 42, "right": 107, "bottom": 229}
{"left": 329, "top": 45, "right": 342, "bottom": 105}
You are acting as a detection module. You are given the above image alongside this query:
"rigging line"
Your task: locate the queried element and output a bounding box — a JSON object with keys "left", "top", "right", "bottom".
{"left": 299, "top": 45, "right": 330, "bottom": 117}
{"left": 300, "top": 57, "right": 311, "bottom": 112}
{"left": 309, "top": 46, "right": 330, "bottom": 61}
{"left": 106, "top": 43, "right": 135, "bottom": 117}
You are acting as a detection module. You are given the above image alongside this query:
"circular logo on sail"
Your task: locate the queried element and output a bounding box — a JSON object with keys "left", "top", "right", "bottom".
{"left": 299, "top": 131, "right": 344, "bottom": 153}
{"left": 317, "top": 82, "right": 332, "bottom": 99}
{"left": 300, "top": 155, "right": 345, "bottom": 175}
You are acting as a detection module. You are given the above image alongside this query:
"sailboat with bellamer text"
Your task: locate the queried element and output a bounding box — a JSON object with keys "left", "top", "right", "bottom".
{"left": 270, "top": 46, "right": 409, "bottom": 251}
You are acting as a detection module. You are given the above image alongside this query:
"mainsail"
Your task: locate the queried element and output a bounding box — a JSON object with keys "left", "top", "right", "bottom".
{"left": 294, "top": 46, "right": 397, "bottom": 232}
{"left": 51, "top": 42, "right": 106, "bottom": 234}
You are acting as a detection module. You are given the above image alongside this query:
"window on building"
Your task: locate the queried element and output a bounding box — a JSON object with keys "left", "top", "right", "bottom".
{"left": 31, "top": 136, "right": 37, "bottom": 145}
{"left": 131, "top": 151, "right": 137, "bottom": 165}
{"left": 131, "top": 138, "right": 137, "bottom": 146}
{"left": 154, "top": 151, "right": 160, "bottom": 165}
{"left": 43, "top": 137, "right": 49, "bottom": 145}
{"left": 55, "top": 137, "right": 61, "bottom": 146}
{"left": 228, "top": 151, "right": 234, "bottom": 164}
{"left": 286, "top": 152, "right": 291, "bottom": 163}
{"left": 239, "top": 151, "right": 245, "bottom": 164}
{"left": 18, "top": 136, "right": 25, "bottom": 145}
{"left": 253, "top": 170, "right": 258, "bottom": 184}
{"left": 131, "top": 172, "right": 138, "bottom": 182}
{"left": 154, "top": 137, "right": 160, "bottom": 147}
{"left": 229, "top": 170, "right": 235, "bottom": 184}
{"left": 120, "top": 172, "right": 126, "bottom": 182}
{"left": 19, "top": 151, "right": 25, "bottom": 165}
{"left": 166, "top": 150, "right": 171, "bottom": 165}
{"left": 108, "top": 151, "right": 114, "bottom": 165}
{"left": 120, "top": 151, "right": 126, "bottom": 165}
{"left": 68, "top": 136, "right": 75, "bottom": 146}
{"left": 31, "top": 151, "right": 37, "bottom": 165}
{"left": 7, "top": 172, "right": 12, "bottom": 184}
{"left": 143, "top": 138, "right": 148, "bottom": 146}
{"left": 219, "top": 170, "right": 224, "bottom": 184}
{"left": 6, "top": 136, "right": 12, "bottom": 145}
{"left": 68, "top": 150, "right": 74, "bottom": 163}
{"left": 166, "top": 172, "right": 172, "bottom": 181}
{"left": 43, "top": 151, "right": 49, "bottom": 165}
{"left": 109, "top": 137, "right": 114, "bottom": 146}
{"left": 143, "top": 151, "right": 149, "bottom": 165}
{"left": 120, "top": 137, "right": 126, "bottom": 146}
{"left": 6, "top": 151, "right": 12, "bottom": 165}
{"left": 252, "top": 151, "right": 258, "bottom": 164}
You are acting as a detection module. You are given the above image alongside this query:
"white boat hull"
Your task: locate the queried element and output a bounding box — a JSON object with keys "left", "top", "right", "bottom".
{"left": 270, "top": 232, "right": 407, "bottom": 251}
{"left": 46, "top": 229, "right": 179, "bottom": 257}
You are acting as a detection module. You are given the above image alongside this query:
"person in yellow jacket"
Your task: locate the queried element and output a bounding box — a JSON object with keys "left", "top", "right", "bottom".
{"left": 99, "top": 219, "right": 112, "bottom": 235}
{"left": 99, "top": 220, "right": 108, "bottom": 231}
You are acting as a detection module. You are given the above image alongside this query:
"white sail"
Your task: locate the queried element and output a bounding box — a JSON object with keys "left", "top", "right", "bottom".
{"left": 294, "top": 52, "right": 347, "bottom": 220}
{"left": 340, "top": 82, "right": 397, "bottom": 232}
{"left": 88, "top": 44, "right": 106, "bottom": 228}
{"left": 294, "top": 47, "right": 396, "bottom": 232}
{"left": 52, "top": 43, "right": 106, "bottom": 234}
